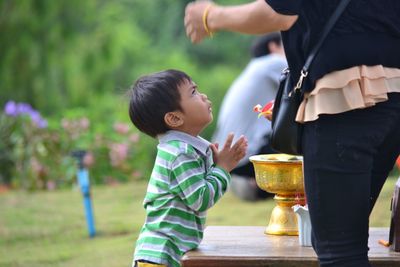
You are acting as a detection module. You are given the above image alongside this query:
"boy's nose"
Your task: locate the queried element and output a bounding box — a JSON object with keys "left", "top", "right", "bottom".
{"left": 201, "top": 93, "right": 208, "bottom": 100}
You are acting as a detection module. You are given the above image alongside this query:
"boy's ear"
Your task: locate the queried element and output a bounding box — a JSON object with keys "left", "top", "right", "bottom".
{"left": 164, "top": 111, "right": 184, "bottom": 128}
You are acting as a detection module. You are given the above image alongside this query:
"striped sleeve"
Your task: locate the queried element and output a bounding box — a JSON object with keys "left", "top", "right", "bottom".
{"left": 170, "top": 152, "right": 230, "bottom": 212}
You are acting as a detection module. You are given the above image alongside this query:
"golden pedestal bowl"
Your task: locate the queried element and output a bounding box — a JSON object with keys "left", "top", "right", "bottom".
{"left": 249, "top": 154, "right": 305, "bottom": 236}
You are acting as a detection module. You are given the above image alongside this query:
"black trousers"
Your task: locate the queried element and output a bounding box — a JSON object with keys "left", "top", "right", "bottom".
{"left": 303, "top": 93, "right": 400, "bottom": 266}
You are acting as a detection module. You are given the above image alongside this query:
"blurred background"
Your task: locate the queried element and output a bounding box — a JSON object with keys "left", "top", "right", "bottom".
{"left": 0, "top": 0, "right": 253, "bottom": 190}
{"left": 0, "top": 1, "right": 399, "bottom": 267}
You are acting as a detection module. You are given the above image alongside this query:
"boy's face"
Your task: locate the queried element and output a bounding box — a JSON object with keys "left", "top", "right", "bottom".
{"left": 177, "top": 79, "right": 213, "bottom": 136}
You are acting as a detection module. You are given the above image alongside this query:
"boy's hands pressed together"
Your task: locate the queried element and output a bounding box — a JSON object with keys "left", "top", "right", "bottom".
{"left": 210, "top": 133, "right": 248, "bottom": 172}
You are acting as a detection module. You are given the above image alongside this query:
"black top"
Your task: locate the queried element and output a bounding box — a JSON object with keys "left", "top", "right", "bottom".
{"left": 265, "top": 0, "right": 400, "bottom": 92}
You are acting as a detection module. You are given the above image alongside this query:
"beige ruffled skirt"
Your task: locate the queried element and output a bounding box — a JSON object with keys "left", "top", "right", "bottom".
{"left": 296, "top": 65, "right": 400, "bottom": 123}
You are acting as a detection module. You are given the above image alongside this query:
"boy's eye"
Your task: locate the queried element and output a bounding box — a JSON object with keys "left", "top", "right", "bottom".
{"left": 192, "top": 88, "right": 199, "bottom": 95}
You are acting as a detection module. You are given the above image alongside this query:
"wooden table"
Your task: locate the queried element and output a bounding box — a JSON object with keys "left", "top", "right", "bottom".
{"left": 181, "top": 226, "right": 400, "bottom": 267}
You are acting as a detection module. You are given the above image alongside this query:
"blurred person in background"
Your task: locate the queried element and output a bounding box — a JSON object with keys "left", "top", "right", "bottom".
{"left": 212, "top": 33, "right": 286, "bottom": 201}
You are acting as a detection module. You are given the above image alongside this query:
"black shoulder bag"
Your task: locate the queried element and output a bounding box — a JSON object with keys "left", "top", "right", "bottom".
{"left": 270, "top": 0, "right": 351, "bottom": 155}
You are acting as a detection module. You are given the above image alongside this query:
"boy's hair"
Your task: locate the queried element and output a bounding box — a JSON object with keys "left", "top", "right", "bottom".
{"left": 128, "top": 69, "right": 191, "bottom": 138}
{"left": 250, "top": 32, "right": 282, "bottom": 58}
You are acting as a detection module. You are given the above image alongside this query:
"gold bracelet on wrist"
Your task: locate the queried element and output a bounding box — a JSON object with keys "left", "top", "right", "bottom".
{"left": 202, "top": 4, "right": 214, "bottom": 37}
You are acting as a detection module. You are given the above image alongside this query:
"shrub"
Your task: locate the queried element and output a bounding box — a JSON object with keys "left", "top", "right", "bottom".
{"left": 0, "top": 101, "right": 75, "bottom": 190}
{"left": 0, "top": 101, "right": 145, "bottom": 190}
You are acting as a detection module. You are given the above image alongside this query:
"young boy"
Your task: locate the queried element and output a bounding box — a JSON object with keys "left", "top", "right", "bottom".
{"left": 129, "top": 69, "right": 248, "bottom": 267}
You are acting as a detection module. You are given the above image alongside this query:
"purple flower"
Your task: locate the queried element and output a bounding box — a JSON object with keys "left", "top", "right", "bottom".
{"left": 36, "top": 118, "right": 48, "bottom": 128}
{"left": 3, "top": 100, "right": 48, "bottom": 128}
{"left": 29, "top": 111, "right": 47, "bottom": 128}
{"left": 17, "top": 103, "right": 33, "bottom": 114}
{"left": 4, "top": 101, "right": 18, "bottom": 116}
{"left": 29, "top": 110, "right": 40, "bottom": 121}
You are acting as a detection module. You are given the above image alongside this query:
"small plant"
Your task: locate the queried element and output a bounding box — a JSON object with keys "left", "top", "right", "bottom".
{"left": 0, "top": 101, "right": 75, "bottom": 190}
{"left": 0, "top": 101, "right": 144, "bottom": 190}
{"left": 90, "top": 122, "right": 141, "bottom": 184}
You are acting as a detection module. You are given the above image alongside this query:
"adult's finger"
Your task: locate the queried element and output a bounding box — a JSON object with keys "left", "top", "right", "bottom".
{"left": 185, "top": 2, "right": 194, "bottom": 16}
{"left": 186, "top": 25, "right": 193, "bottom": 38}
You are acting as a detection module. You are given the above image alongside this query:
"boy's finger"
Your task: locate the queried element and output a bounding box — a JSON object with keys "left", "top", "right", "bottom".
{"left": 210, "top": 143, "right": 218, "bottom": 154}
{"left": 232, "top": 135, "right": 247, "bottom": 150}
{"left": 239, "top": 144, "right": 248, "bottom": 156}
{"left": 223, "top": 133, "right": 234, "bottom": 150}
{"left": 214, "top": 143, "right": 219, "bottom": 150}
{"left": 240, "top": 141, "right": 248, "bottom": 150}
{"left": 237, "top": 150, "right": 246, "bottom": 161}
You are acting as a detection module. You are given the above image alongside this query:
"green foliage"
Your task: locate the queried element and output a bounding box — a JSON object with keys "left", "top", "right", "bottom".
{"left": 63, "top": 93, "right": 158, "bottom": 182}
{"left": 0, "top": 110, "right": 76, "bottom": 190}
{"left": 0, "top": 0, "right": 252, "bottom": 113}
{"left": 0, "top": 99, "right": 150, "bottom": 190}
{"left": 0, "top": 0, "right": 261, "bottom": 187}
{"left": 0, "top": 0, "right": 150, "bottom": 113}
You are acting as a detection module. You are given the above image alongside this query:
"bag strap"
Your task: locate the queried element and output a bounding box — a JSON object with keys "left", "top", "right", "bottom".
{"left": 294, "top": 0, "right": 351, "bottom": 91}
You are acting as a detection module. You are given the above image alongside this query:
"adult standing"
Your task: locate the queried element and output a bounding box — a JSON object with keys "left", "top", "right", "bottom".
{"left": 212, "top": 33, "right": 286, "bottom": 201}
{"left": 184, "top": 1, "right": 400, "bottom": 266}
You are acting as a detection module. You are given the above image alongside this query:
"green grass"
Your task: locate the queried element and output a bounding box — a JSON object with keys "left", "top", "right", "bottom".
{"left": 0, "top": 175, "right": 398, "bottom": 267}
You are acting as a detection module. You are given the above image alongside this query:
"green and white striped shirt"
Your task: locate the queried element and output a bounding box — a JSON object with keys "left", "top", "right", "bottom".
{"left": 133, "top": 130, "right": 230, "bottom": 267}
